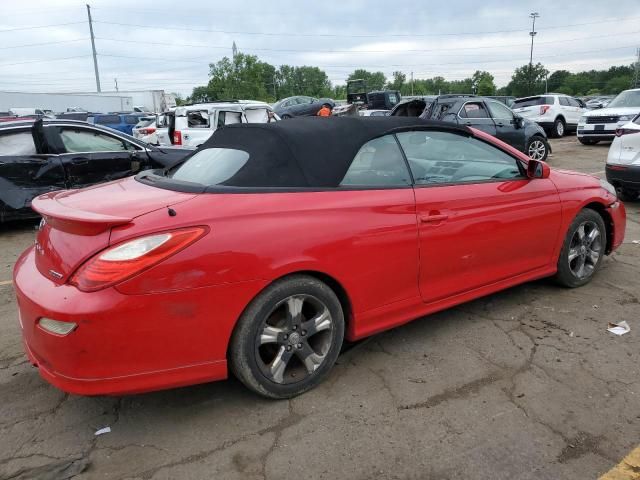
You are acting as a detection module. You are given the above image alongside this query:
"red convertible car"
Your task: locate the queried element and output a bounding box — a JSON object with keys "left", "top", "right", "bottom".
{"left": 14, "top": 117, "right": 626, "bottom": 398}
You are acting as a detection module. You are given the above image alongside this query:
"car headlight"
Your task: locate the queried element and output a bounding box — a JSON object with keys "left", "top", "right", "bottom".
{"left": 600, "top": 179, "right": 617, "bottom": 197}
{"left": 618, "top": 115, "right": 633, "bottom": 121}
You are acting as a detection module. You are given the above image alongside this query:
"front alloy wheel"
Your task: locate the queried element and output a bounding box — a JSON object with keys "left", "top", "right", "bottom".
{"left": 567, "top": 221, "right": 602, "bottom": 280}
{"left": 554, "top": 208, "right": 606, "bottom": 287}
{"left": 527, "top": 138, "right": 548, "bottom": 161}
{"left": 230, "top": 275, "right": 344, "bottom": 398}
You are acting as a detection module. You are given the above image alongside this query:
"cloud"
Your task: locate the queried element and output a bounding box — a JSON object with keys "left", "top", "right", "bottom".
{"left": 0, "top": 0, "right": 638, "bottom": 95}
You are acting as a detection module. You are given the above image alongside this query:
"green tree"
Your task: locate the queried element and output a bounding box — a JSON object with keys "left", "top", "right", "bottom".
{"left": 190, "top": 53, "right": 277, "bottom": 102}
{"left": 546, "top": 70, "right": 571, "bottom": 92}
{"left": 387, "top": 71, "right": 406, "bottom": 91}
{"left": 606, "top": 75, "right": 633, "bottom": 94}
{"left": 472, "top": 71, "right": 496, "bottom": 95}
{"left": 505, "top": 63, "right": 549, "bottom": 97}
{"left": 347, "top": 69, "right": 387, "bottom": 91}
{"left": 275, "top": 65, "right": 332, "bottom": 99}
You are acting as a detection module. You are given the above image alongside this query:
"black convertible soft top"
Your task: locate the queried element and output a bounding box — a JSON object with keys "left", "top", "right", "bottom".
{"left": 196, "top": 116, "right": 471, "bottom": 188}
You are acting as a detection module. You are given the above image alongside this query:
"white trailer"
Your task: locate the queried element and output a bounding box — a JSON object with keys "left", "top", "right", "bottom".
{"left": 0, "top": 91, "right": 133, "bottom": 113}
{"left": 89, "top": 90, "right": 176, "bottom": 113}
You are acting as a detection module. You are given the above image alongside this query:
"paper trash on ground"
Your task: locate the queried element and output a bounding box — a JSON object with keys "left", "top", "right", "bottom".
{"left": 607, "top": 321, "right": 630, "bottom": 336}
{"left": 95, "top": 427, "right": 111, "bottom": 436}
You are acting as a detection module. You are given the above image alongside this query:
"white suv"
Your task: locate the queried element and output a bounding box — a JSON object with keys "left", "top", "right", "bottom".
{"left": 512, "top": 94, "right": 586, "bottom": 138}
{"left": 577, "top": 88, "right": 640, "bottom": 145}
{"left": 156, "top": 101, "right": 279, "bottom": 148}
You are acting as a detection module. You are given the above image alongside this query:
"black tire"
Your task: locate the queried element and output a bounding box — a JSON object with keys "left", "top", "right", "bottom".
{"left": 578, "top": 137, "right": 598, "bottom": 145}
{"left": 526, "top": 136, "right": 549, "bottom": 161}
{"left": 229, "top": 275, "right": 344, "bottom": 399}
{"left": 552, "top": 117, "right": 566, "bottom": 138}
{"left": 554, "top": 208, "right": 606, "bottom": 288}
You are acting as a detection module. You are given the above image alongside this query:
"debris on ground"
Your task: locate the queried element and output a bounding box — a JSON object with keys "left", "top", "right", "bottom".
{"left": 607, "top": 321, "right": 630, "bottom": 336}
{"left": 94, "top": 427, "right": 111, "bottom": 436}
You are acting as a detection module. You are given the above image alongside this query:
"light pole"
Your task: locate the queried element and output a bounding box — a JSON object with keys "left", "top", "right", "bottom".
{"left": 528, "top": 12, "right": 539, "bottom": 95}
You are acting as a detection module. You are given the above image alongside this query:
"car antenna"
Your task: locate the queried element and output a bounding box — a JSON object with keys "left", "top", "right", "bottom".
{"left": 167, "top": 207, "right": 177, "bottom": 217}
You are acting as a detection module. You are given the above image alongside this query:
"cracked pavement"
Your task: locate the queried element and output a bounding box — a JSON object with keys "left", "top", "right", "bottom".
{"left": 0, "top": 137, "right": 639, "bottom": 480}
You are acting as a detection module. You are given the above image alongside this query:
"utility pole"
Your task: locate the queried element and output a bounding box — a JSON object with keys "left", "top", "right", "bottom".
{"left": 528, "top": 12, "right": 539, "bottom": 95}
{"left": 411, "top": 71, "right": 414, "bottom": 95}
{"left": 86, "top": 4, "right": 101, "bottom": 92}
{"left": 114, "top": 78, "right": 118, "bottom": 92}
{"left": 633, "top": 47, "right": 640, "bottom": 88}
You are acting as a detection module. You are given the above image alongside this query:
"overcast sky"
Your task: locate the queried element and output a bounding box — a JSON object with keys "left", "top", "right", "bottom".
{"left": 1, "top": 0, "right": 639, "bottom": 96}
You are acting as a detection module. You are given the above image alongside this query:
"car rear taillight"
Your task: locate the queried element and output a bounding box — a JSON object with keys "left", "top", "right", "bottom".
{"left": 539, "top": 105, "right": 551, "bottom": 115}
{"left": 615, "top": 128, "right": 640, "bottom": 137}
{"left": 140, "top": 127, "right": 156, "bottom": 135}
{"left": 69, "top": 227, "right": 207, "bottom": 292}
{"left": 173, "top": 130, "right": 182, "bottom": 145}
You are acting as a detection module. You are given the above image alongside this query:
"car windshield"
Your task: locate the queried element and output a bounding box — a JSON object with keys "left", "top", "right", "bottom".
{"left": 513, "top": 96, "right": 553, "bottom": 108}
{"left": 606, "top": 90, "right": 640, "bottom": 108}
{"left": 170, "top": 148, "right": 250, "bottom": 185}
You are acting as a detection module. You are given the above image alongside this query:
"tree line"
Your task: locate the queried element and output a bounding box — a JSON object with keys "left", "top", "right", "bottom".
{"left": 186, "top": 52, "right": 638, "bottom": 103}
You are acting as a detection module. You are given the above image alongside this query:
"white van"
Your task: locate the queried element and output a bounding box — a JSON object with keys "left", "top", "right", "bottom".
{"left": 156, "top": 101, "right": 278, "bottom": 148}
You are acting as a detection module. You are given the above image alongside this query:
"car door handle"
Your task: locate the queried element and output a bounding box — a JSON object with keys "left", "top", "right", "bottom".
{"left": 420, "top": 213, "right": 449, "bottom": 223}
{"left": 70, "top": 157, "right": 89, "bottom": 165}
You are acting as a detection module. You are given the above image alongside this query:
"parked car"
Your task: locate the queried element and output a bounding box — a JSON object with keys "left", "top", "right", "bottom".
{"left": 157, "top": 101, "right": 278, "bottom": 148}
{"left": 586, "top": 96, "right": 614, "bottom": 110}
{"left": 88, "top": 113, "right": 148, "bottom": 135}
{"left": 8, "top": 108, "right": 55, "bottom": 119}
{"left": 486, "top": 96, "right": 516, "bottom": 108}
{"left": 511, "top": 94, "right": 586, "bottom": 138}
{"left": 14, "top": 117, "right": 625, "bottom": 398}
{"left": 0, "top": 119, "right": 191, "bottom": 222}
{"left": 577, "top": 89, "right": 640, "bottom": 145}
{"left": 390, "top": 96, "right": 438, "bottom": 117}
{"left": 273, "top": 96, "right": 335, "bottom": 118}
{"left": 132, "top": 116, "right": 158, "bottom": 144}
{"left": 606, "top": 113, "right": 640, "bottom": 201}
{"left": 392, "top": 95, "right": 551, "bottom": 161}
{"left": 359, "top": 109, "right": 390, "bottom": 117}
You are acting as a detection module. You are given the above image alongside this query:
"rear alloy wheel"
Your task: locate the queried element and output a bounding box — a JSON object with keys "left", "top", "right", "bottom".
{"left": 553, "top": 118, "right": 565, "bottom": 138}
{"left": 526, "top": 137, "right": 549, "bottom": 161}
{"left": 554, "top": 209, "right": 606, "bottom": 287}
{"left": 230, "top": 275, "right": 344, "bottom": 398}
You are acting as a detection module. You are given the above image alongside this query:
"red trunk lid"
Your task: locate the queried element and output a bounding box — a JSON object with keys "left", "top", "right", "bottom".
{"left": 31, "top": 177, "right": 196, "bottom": 284}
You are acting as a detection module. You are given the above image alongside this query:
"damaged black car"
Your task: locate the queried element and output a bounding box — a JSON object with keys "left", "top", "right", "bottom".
{"left": 0, "top": 119, "right": 192, "bottom": 222}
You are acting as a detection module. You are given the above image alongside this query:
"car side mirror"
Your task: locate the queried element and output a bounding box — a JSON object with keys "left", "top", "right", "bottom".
{"left": 514, "top": 115, "right": 524, "bottom": 129}
{"left": 527, "top": 159, "right": 550, "bottom": 179}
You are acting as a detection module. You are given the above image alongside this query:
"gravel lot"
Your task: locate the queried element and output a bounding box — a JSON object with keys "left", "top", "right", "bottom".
{"left": 1, "top": 137, "right": 638, "bottom": 480}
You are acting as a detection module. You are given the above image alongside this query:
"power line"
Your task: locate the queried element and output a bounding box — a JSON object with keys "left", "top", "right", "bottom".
{"left": 96, "top": 48, "right": 637, "bottom": 69}
{"left": 0, "top": 38, "right": 88, "bottom": 51}
{"left": 0, "top": 55, "right": 92, "bottom": 68}
{"left": 92, "top": 16, "right": 640, "bottom": 38}
{"left": 94, "top": 30, "right": 640, "bottom": 55}
{"left": 0, "top": 21, "right": 85, "bottom": 33}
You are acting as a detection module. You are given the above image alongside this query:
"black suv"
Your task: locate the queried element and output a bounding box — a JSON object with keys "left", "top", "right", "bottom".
{"left": 391, "top": 95, "right": 550, "bottom": 161}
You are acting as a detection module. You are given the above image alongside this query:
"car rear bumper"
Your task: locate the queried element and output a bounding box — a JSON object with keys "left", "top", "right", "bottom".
{"left": 13, "top": 247, "right": 266, "bottom": 396}
{"left": 606, "top": 164, "right": 640, "bottom": 191}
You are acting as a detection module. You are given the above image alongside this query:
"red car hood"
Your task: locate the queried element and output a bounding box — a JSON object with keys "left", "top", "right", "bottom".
{"left": 31, "top": 177, "right": 197, "bottom": 284}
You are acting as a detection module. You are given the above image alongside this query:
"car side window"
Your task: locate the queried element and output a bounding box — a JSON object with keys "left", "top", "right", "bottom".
{"left": 0, "top": 131, "right": 37, "bottom": 155}
{"left": 559, "top": 97, "right": 570, "bottom": 106}
{"left": 340, "top": 135, "right": 411, "bottom": 187}
{"left": 187, "top": 111, "right": 210, "bottom": 128}
{"left": 458, "top": 102, "right": 490, "bottom": 119}
{"left": 486, "top": 101, "right": 514, "bottom": 120}
{"left": 568, "top": 97, "right": 581, "bottom": 107}
{"left": 58, "top": 128, "right": 131, "bottom": 153}
{"left": 396, "top": 131, "right": 524, "bottom": 186}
